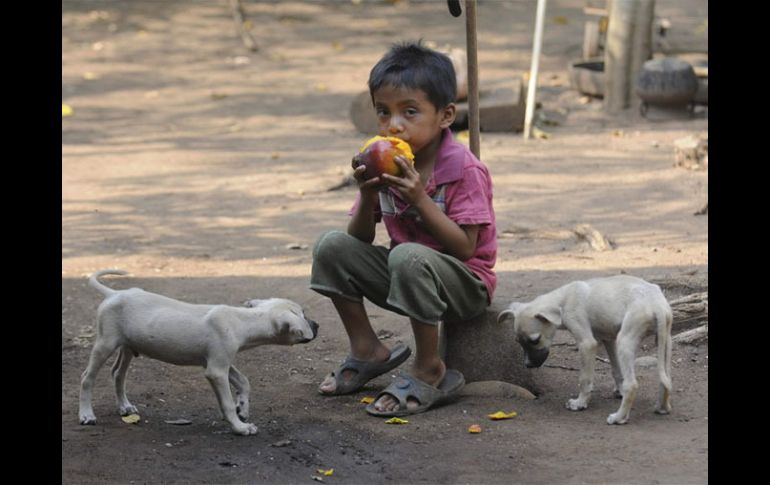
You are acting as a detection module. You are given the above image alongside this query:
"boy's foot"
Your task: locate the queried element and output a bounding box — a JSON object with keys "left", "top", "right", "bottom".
{"left": 318, "top": 344, "right": 412, "bottom": 395}
{"left": 365, "top": 366, "right": 465, "bottom": 417}
{"left": 371, "top": 360, "right": 446, "bottom": 413}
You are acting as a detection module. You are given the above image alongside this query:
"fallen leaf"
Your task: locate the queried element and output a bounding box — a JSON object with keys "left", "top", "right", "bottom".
{"left": 487, "top": 411, "right": 517, "bottom": 420}
{"left": 532, "top": 127, "right": 551, "bottom": 140}
{"left": 317, "top": 468, "right": 334, "bottom": 476}
{"left": 552, "top": 16, "right": 569, "bottom": 25}
{"left": 315, "top": 83, "right": 328, "bottom": 92}
{"left": 385, "top": 417, "right": 409, "bottom": 424}
{"left": 468, "top": 424, "right": 482, "bottom": 433}
{"left": 360, "top": 396, "right": 375, "bottom": 404}
{"left": 62, "top": 104, "right": 74, "bottom": 117}
{"left": 121, "top": 414, "right": 141, "bottom": 424}
{"left": 271, "top": 439, "right": 292, "bottom": 447}
{"left": 82, "top": 72, "right": 100, "bottom": 80}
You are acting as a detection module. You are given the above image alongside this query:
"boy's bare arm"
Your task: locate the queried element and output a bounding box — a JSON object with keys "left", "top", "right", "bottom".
{"left": 383, "top": 156, "right": 480, "bottom": 261}
{"left": 347, "top": 165, "right": 381, "bottom": 243}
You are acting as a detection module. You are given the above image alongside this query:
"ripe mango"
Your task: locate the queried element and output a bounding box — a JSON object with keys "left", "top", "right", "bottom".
{"left": 353, "top": 136, "right": 414, "bottom": 180}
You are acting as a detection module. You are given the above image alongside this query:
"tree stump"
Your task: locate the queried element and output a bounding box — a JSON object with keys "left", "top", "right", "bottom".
{"left": 441, "top": 301, "right": 542, "bottom": 395}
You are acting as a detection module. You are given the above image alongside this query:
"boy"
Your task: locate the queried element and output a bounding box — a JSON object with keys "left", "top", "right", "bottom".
{"left": 310, "top": 41, "right": 496, "bottom": 416}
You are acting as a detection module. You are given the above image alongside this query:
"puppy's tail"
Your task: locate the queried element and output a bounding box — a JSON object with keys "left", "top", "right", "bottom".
{"left": 655, "top": 304, "right": 674, "bottom": 392}
{"left": 89, "top": 269, "right": 128, "bottom": 297}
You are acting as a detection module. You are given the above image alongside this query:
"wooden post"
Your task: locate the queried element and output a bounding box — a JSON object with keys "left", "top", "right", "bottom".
{"left": 465, "top": 0, "right": 480, "bottom": 159}
{"left": 604, "top": 0, "right": 655, "bottom": 113}
{"left": 523, "top": 0, "right": 547, "bottom": 140}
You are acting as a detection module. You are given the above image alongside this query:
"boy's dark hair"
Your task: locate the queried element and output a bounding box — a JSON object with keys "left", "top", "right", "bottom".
{"left": 368, "top": 40, "right": 457, "bottom": 110}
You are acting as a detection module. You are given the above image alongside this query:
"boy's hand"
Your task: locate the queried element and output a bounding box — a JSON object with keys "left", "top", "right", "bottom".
{"left": 381, "top": 155, "right": 428, "bottom": 206}
{"left": 351, "top": 155, "right": 384, "bottom": 200}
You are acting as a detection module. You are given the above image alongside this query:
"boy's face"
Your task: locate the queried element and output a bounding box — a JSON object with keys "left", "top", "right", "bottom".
{"left": 372, "top": 85, "right": 456, "bottom": 156}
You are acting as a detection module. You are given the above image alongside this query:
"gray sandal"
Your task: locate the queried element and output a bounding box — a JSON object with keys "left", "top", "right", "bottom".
{"left": 319, "top": 344, "right": 411, "bottom": 396}
{"left": 365, "top": 369, "right": 465, "bottom": 417}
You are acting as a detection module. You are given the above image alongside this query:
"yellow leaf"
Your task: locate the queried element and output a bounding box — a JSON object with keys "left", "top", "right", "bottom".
{"left": 487, "top": 411, "right": 517, "bottom": 420}
{"left": 82, "top": 72, "right": 100, "bottom": 80}
{"left": 552, "top": 16, "right": 568, "bottom": 25}
{"left": 62, "top": 104, "right": 74, "bottom": 117}
{"left": 385, "top": 417, "right": 409, "bottom": 424}
{"left": 317, "top": 468, "right": 334, "bottom": 476}
{"left": 468, "top": 424, "right": 482, "bottom": 433}
{"left": 532, "top": 127, "right": 551, "bottom": 140}
{"left": 121, "top": 414, "right": 141, "bottom": 424}
{"left": 360, "top": 396, "right": 375, "bottom": 404}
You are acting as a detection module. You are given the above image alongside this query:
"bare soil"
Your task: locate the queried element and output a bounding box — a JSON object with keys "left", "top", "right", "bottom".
{"left": 62, "top": 1, "right": 708, "bottom": 483}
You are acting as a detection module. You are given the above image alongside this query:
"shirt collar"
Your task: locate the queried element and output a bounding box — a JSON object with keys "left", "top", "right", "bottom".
{"left": 432, "top": 128, "right": 466, "bottom": 185}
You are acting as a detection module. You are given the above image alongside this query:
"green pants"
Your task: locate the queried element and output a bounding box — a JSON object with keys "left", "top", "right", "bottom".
{"left": 310, "top": 231, "right": 488, "bottom": 325}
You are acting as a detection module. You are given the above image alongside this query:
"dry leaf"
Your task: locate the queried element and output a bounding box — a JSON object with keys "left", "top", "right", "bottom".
{"left": 62, "top": 104, "right": 74, "bottom": 117}
{"left": 468, "top": 424, "right": 482, "bottom": 433}
{"left": 385, "top": 417, "right": 409, "bottom": 424}
{"left": 487, "top": 411, "right": 517, "bottom": 420}
{"left": 82, "top": 72, "right": 100, "bottom": 80}
{"left": 532, "top": 127, "right": 551, "bottom": 140}
{"left": 121, "top": 414, "right": 141, "bottom": 424}
{"left": 317, "top": 468, "right": 334, "bottom": 476}
{"left": 360, "top": 397, "right": 375, "bottom": 404}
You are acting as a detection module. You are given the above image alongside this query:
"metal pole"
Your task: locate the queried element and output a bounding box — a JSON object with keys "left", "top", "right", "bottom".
{"left": 465, "top": 0, "right": 480, "bottom": 159}
{"left": 523, "top": 0, "right": 547, "bottom": 140}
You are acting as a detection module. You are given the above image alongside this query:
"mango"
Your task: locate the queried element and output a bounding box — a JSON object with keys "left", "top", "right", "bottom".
{"left": 353, "top": 136, "right": 414, "bottom": 180}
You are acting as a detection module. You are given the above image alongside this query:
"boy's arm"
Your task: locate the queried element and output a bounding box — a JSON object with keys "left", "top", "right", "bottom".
{"left": 413, "top": 196, "right": 480, "bottom": 261}
{"left": 383, "top": 156, "right": 480, "bottom": 261}
{"left": 347, "top": 165, "right": 381, "bottom": 243}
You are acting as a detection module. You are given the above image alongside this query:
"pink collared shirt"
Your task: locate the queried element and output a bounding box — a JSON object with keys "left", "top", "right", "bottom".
{"left": 350, "top": 128, "right": 497, "bottom": 301}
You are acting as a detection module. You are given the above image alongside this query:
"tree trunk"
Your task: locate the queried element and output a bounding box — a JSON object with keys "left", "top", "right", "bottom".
{"left": 604, "top": 0, "right": 655, "bottom": 113}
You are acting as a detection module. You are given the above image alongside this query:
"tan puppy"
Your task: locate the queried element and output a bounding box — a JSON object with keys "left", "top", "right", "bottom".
{"left": 498, "top": 275, "right": 672, "bottom": 424}
{"left": 79, "top": 269, "right": 319, "bottom": 435}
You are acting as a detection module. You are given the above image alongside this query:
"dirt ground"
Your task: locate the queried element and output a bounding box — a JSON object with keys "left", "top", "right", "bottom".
{"left": 62, "top": 1, "right": 708, "bottom": 483}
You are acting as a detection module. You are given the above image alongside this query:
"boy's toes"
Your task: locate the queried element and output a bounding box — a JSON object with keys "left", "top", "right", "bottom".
{"left": 374, "top": 393, "right": 397, "bottom": 412}
{"left": 318, "top": 374, "right": 337, "bottom": 394}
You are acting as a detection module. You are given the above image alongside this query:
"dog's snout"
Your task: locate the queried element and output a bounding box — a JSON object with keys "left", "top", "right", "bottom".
{"left": 309, "top": 319, "right": 319, "bottom": 337}
{"left": 523, "top": 347, "right": 550, "bottom": 368}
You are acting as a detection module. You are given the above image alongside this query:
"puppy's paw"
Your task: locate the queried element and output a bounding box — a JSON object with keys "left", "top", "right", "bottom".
{"left": 79, "top": 414, "right": 97, "bottom": 425}
{"left": 119, "top": 404, "right": 139, "bottom": 416}
{"left": 566, "top": 398, "right": 588, "bottom": 411}
{"left": 654, "top": 404, "right": 671, "bottom": 415}
{"left": 607, "top": 412, "right": 629, "bottom": 425}
{"left": 232, "top": 423, "right": 258, "bottom": 436}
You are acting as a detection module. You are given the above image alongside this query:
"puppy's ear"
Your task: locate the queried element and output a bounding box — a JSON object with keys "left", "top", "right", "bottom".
{"left": 497, "top": 309, "right": 515, "bottom": 324}
{"left": 244, "top": 299, "right": 262, "bottom": 308}
{"left": 535, "top": 307, "right": 562, "bottom": 327}
{"left": 498, "top": 302, "right": 525, "bottom": 323}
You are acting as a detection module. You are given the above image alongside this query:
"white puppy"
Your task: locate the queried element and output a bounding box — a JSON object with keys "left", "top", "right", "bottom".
{"left": 498, "top": 275, "right": 672, "bottom": 425}
{"left": 78, "top": 269, "right": 319, "bottom": 435}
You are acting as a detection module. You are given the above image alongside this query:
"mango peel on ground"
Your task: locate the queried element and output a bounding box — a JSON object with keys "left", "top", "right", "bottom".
{"left": 353, "top": 136, "right": 414, "bottom": 180}
{"left": 487, "top": 411, "right": 518, "bottom": 420}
